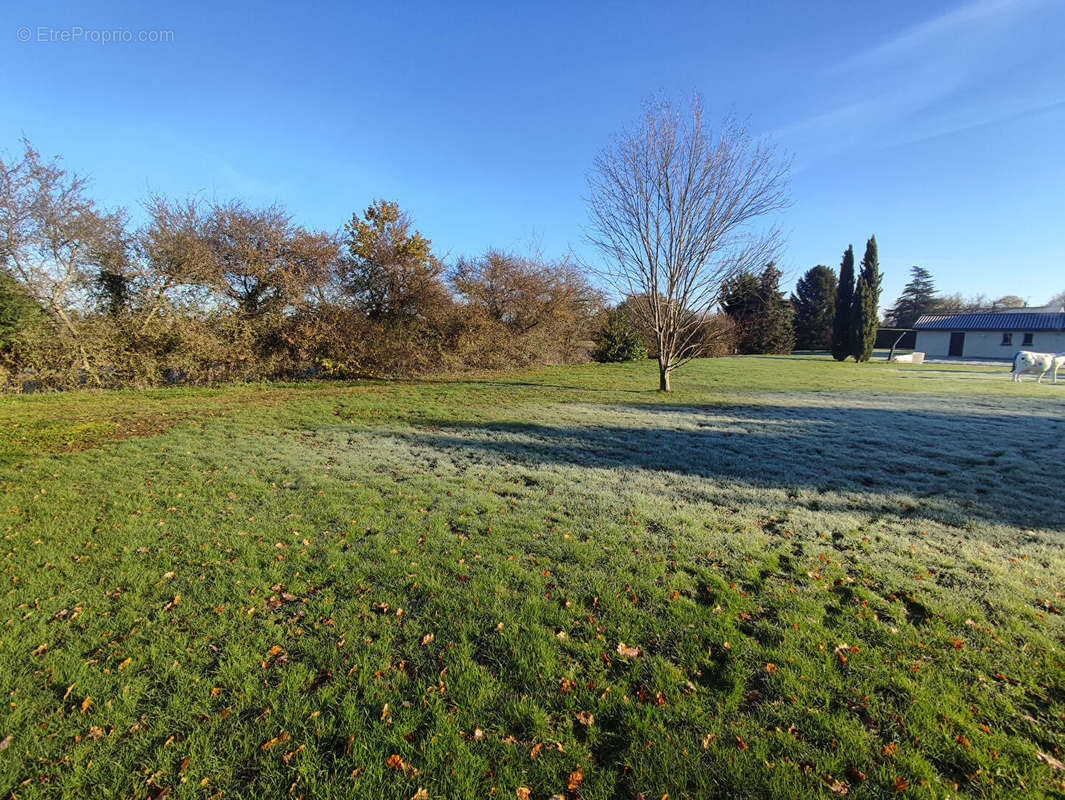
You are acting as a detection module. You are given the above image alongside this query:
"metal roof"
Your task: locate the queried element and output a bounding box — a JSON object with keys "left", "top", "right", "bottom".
{"left": 913, "top": 312, "right": 1065, "bottom": 331}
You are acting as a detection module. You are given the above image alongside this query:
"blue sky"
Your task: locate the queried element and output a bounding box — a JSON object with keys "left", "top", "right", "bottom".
{"left": 3, "top": 0, "right": 1063, "bottom": 309}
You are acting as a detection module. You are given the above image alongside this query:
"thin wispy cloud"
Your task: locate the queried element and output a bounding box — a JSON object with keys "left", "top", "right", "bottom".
{"left": 887, "top": 95, "right": 1065, "bottom": 151}
{"left": 774, "top": 0, "right": 1055, "bottom": 168}
{"left": 836, "top": 0, "right": 1040, "bottom": 72}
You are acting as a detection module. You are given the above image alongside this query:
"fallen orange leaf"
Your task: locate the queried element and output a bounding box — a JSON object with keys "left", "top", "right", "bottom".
{"left": 567, "top": 768, "right": 583, "bottom": 790}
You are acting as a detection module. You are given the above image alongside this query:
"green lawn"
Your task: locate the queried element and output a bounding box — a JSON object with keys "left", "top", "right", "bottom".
{"left": 2, "top": 356, "right": 1064, "bottom": 799}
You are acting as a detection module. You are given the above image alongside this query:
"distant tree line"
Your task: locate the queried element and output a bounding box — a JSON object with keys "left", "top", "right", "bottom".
{"left": 790, "top": 237, "right": 883, "bottom": 362}
{"left": 0, "top": 140, "right": 604, "bottom": 391}
{"left": 788, "top": 247, "right": 1052, "bottom": 360}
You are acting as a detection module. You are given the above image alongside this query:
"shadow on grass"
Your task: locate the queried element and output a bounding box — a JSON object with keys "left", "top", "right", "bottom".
{"left": 423, "top": 377, "right": 660, "bottom": 395}
{"left": 403, "top": 402, "right": 1065, "bottom": 530}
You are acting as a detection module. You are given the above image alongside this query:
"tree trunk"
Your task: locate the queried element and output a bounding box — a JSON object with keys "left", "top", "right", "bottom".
{"left": 658, "top": 360, "right": 672, "bottom": 392}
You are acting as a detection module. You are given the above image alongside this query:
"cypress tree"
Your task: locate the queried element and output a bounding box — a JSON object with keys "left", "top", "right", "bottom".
{"left": 830, "top": 246, "right": 854, "bottom": 361}
{"left": 851, "top": 236, "right": 881, "bottom": 362}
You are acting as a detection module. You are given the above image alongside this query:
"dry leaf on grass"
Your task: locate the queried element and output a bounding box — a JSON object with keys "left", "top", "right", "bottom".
{"left": 260, "top": 731, "right": 290, "bottom": 751}
{"left": 824, "top": 775, "right": 848, "bottom": 794}
{"left": 1038, "top": 751, "right": 1065, "bottom": 771}
{"left": 575, "top": 711, "right": 594, "bottom": 726}
{"left": 567, "top": 768, "right": 583, "bottom": 790}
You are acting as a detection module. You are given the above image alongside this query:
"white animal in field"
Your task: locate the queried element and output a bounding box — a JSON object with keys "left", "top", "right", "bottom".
{"left": 1011, "top": 350, "right": 1065, "bottom": 383}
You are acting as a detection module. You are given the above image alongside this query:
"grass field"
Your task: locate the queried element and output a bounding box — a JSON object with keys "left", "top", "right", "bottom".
{"left": 2, "top": 356, "right": 1064, "bottom": 799}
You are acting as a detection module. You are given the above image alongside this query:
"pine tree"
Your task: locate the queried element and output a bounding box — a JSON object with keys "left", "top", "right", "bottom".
{"left": 755, "top": 263, "right": 795, "bottom": 354}
{"left": 791, "top": 265, "right": 837, "bottom": 350}
{"left": 720, "top": 264, "right": 794, "bottom": 354}
{"left": 885, "top": 265, "right": 936, "bottom": 328}
{"left": 719, "top": 270, "right": 764, "bottom": 354}
{"left": 851, "top": 236, "right": 881, "bottom": 363}
{"left": 830, "top": 246, "right": 855, "bottom": 361}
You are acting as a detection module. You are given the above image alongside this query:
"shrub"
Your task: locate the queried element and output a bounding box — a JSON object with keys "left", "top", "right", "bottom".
{"left": 593, "top": 309, "right": 648, "bottom": 362}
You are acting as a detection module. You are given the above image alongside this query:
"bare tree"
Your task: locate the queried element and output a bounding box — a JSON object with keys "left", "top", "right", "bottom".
{"left": 135, "top": 196, "right": 339, "bottom": 322}
{"left": 586, "top": 98, "right": 789, "bottom": 390}
{"left": 197, "top": 200, "right": 338, "bottom": 318}
{"left": 452, "top": 249, "right": 602, "bottom": 334}
{"left": 130, "top": 194, "right": 215, "bottom": 334}
{"left": 0, "top": 139, "right": 125, "bottom": 377}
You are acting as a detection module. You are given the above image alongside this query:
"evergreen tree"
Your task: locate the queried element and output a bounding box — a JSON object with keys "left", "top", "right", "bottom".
{"left": 720, "top": 263, "right": 794, "bottom": 354}
{"left": 885, "top": 265, "right": 937, "bottom": 328}
{"left": 755, "top": 263, "right": 795, "bottom": 354}
{"left": 851, "top": 236, "right": 881, "bottom": 363}
{"left": 791, "top": 265, "right": 837, "bottom": 350}
{"left": 719, "top": 270, "right": 764, "bottom": 354}
{"left": 592, "top": 308, "right": 647, "bottom": 362}
{"left": 830, "top": 246, "right": 855, "bottom": 361}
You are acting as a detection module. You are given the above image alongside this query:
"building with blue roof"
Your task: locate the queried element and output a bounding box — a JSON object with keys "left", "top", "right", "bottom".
{"left": 913, "top": 307, "right": 1065, "bottom": 359}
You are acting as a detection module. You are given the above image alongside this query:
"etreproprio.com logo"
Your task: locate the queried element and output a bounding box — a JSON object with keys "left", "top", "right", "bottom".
{"left": 16, "top": 26, "right": 175, "bottom": 44}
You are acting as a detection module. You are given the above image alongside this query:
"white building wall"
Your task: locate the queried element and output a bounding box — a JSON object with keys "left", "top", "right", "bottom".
{"left": 914, "top": 331, "right": 951, "bottom": 357}
{"left": 915, "top": 330, "right": 1065, "bottom": 359}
